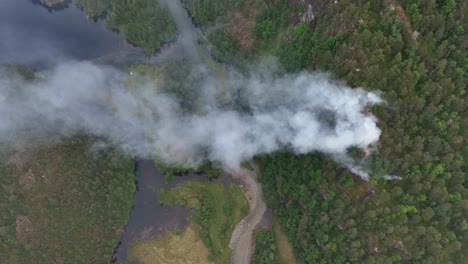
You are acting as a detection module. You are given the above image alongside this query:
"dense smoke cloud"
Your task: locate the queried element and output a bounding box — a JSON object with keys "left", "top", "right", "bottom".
{"left": 0, "top": 61, "right": 382, "bottom": 178}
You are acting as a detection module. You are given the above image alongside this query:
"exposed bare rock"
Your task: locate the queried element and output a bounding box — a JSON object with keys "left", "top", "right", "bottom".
{"left": 7, "top": 151, "right": 30, "bottom": 171}
{"left": 16, "top": 215, "right": 33, "bottom": 241}
{"left": 301, "top": 4, "right": 315, "bottom": 24}
{"left": 290, "top": 0, "right": 331, "bottom": 27}
{"left": 19, "top": 169, "right": 36, "bottom": 190}
{"left": 39, "top": 0, "right": 65, "bottom": 8}
{"left": 393, "top": 240, "right": 406, "bottom": 251}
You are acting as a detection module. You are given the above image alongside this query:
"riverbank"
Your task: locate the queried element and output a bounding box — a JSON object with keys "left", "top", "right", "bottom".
{"left": 128, "top": 178, "right": 249, "bottom": 263}
{"left": 112, "top": 160, "right": 209, "bottom": 263}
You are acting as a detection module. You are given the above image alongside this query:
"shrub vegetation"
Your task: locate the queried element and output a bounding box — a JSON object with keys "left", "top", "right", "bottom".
{"left": 248, "top": 0, "right": 467, "bottom": 263}
{"left": 0, "top": 137, "right": 135, "bottom": 263}
{"left": 106, "top": 0, "right": 177, "bottom": 55}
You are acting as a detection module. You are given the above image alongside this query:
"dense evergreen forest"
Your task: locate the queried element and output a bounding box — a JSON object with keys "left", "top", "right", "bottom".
{"left": 240, "top": 0, "right": 467, "bottom": 263}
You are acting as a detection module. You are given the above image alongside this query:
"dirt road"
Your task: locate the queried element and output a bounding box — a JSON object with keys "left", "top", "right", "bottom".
{"left": 228, "top": 166, "right": 267, "bottom": 264}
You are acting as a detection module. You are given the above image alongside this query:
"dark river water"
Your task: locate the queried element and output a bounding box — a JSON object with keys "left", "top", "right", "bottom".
{"left": 112, "top": 161, "right": 208, "bottom": 263}
{"left": 1, "top": 1, "right": 209, "bottom": 263}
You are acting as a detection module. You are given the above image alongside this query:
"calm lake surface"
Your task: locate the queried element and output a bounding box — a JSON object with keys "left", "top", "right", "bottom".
{"left": 0, "top": 0, "right": 127, "bottom": 66}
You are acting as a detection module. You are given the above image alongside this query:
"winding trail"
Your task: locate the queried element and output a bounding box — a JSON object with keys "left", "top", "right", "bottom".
{"left": 228, "top": 166, "right": 267, "bottom": 264}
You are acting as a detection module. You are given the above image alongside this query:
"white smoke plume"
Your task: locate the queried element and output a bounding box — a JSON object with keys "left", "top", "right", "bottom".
{"left": 0, "top": 61, "right": 383, "bottom": 178}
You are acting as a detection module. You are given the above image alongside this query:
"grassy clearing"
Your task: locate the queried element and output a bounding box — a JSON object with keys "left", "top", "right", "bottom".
{"left": 129, "top": 225, "right": 214, "bottom": 264}
{"left": 198, "top": 46, "right": 227, "bottom": 81}
{"left": 159, "top": 180, "right": 249, "bottom": 263}
{"left": 128, "top": 62, "right": 205, "bottom": 113}
{"left": 0, "top": 137, "right": 135, "bottom": 264}
{"left": 273, "top": 218, "right": 298, "bottom": 264}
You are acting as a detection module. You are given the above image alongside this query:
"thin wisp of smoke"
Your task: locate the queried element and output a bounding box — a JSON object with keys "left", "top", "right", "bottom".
{"left": 0, "top": 61, "right": 383, "bottom": 179}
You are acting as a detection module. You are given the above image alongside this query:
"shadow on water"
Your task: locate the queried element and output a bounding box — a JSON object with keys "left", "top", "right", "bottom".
{"left": 30, "top": 0, "right": 73, "bottom": 11}
{"left": 111, "top": 160, "right": 209, "bottom": 264}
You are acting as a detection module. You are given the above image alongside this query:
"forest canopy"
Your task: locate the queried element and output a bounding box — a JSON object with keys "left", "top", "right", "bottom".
{"left": 248, "top": 0, "right": 467, "bottom": 263}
